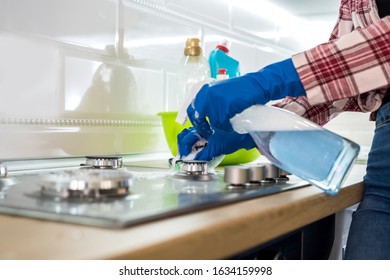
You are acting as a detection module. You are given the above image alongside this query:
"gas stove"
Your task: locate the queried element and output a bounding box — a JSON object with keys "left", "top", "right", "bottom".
{"left": 0, "top": 155, "right": 309, "bottom": 228}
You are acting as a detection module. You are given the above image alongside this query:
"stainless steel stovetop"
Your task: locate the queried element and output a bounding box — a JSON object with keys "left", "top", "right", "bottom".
{"left": 0, "top": 156, "right": 310, "bottom": 228}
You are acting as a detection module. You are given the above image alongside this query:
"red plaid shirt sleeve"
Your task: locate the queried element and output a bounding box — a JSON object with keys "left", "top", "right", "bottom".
{"left": 274, "top": 0, "right": 390, "bottom": 125}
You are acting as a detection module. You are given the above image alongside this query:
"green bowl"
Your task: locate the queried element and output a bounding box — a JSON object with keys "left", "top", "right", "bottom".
{"left": 157, "top": 111, "right": 260, "bottom": 166}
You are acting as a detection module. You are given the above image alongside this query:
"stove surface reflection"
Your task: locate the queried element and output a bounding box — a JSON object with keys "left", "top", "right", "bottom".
{"left": 0, "top": 163, "right": 309, "bottom": 228}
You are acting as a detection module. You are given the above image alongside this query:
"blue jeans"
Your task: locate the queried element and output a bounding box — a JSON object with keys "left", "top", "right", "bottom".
{"left": 344, "top": 102, "right": 390, "bottom": 259}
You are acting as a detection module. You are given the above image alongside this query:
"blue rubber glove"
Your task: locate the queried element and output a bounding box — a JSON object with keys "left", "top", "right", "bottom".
{"left": 187, "top": 58, "right": 306, "bottom": 137}
{"left": 178, "top": 126, "right": 256, "bottom": 161}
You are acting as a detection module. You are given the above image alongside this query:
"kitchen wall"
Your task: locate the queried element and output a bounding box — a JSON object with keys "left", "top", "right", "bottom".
{"left": 0, "top": 0, "right": 374, "bottom": 160}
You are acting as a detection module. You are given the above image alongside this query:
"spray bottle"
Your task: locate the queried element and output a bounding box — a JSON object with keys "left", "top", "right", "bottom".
{"left": 230, "top": 105, "right": 360, "bottom": 195}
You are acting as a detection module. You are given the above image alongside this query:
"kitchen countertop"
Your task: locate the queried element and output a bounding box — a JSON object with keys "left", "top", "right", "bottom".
{"left": 0, "top": 161, "right": 365, "bottom": 260}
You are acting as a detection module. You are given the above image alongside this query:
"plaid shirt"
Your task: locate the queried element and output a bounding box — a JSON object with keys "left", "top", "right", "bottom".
{"left": 274, "top": 0, "right": 390, "bottom": 125}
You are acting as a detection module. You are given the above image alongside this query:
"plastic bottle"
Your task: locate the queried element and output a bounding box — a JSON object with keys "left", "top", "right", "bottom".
{"left": 208, "top": 39, "right": 240, "bottom": 79}
{"left": 175, "top": 68, "right": 228, "bottom": 124}
{"left": 230, "top": 105, "right": 360, "bottom": 195}
{"left": 176, "top": 38, "right": 210, "bottom": 111}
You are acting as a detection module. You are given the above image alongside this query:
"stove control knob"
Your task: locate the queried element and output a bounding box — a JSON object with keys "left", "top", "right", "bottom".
{"left": 279, "top": 169, "right": 290, "bottom": 176}
{"left": 248, "top": 165, "right": 266, "bottom": 183}
{"left": 224, "top": 166, "right": 249, "bottom": 186}
{"left": 264, "top": 163, "right": 280, "bottom": 179}
{"left": 182, "top": 160, "right": 208, "bottom": 175}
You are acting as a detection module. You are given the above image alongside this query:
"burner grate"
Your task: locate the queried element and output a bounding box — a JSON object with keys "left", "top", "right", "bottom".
{"left": 39, "top": 169, "right": 132, "bottom": 199}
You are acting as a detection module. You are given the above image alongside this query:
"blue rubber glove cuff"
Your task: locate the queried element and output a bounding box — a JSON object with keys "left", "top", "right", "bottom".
{"left": 251, "top": 58, "right": 305, "bottom": 100}
{"left": 187, "top": 58, "right": 306, "bottom": 138}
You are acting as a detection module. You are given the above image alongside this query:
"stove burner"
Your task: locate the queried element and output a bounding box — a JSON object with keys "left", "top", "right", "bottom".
{"left": 40, "top": 169, "right": 132, "bottom": 199}
{"left": 182, "top": 160, "right": 208, "bottom": 175}
{"left": 171, "top": 160, "right": 218, "bottom": 181}
{"left": 84, "top": 156, "right": 123, "bottom": 169}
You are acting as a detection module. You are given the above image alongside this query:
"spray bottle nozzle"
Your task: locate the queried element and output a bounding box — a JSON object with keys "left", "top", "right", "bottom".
{"left": 218, "top": 68, "right": 227, "bottom": 75}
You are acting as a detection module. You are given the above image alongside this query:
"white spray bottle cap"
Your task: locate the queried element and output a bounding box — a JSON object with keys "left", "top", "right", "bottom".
{"left": 216, "top": 39, "right": 231, "bottom": 54}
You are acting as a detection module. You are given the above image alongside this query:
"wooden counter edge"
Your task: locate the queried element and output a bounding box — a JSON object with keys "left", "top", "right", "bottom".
{"left": 110, "top": 181, "right": 363, "bottom": 260}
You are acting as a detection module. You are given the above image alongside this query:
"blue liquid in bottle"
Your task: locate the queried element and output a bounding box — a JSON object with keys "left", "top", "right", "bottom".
{"left": 250, "top": 130, "right": 359, "bottom": 194}
{"left": 231, "top": 105, "right": 360, "bottom": 195}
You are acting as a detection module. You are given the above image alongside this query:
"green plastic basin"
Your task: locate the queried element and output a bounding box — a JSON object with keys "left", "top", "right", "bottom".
{"left": 157, "top": 111, "right": 260, "bottom": 166}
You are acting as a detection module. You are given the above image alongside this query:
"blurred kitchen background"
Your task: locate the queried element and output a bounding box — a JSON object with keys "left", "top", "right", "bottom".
{"left": 0, "top": 0, "right": 374, "bottom": 160}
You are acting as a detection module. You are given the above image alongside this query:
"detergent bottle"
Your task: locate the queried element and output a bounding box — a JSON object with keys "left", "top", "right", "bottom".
{"left": 208, "top": 39, "right": 240, "bottom": 78}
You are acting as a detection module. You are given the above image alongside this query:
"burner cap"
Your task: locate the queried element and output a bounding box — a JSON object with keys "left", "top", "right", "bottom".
{"left": 40, "top": 169, "right": 132, "bottom": 199}
{"left": 171, "top": 160, "right": 218, "bottom": 181}
{"left": 182, "top": 160, "right": 208, "bottom": 175}
{"left": 85, "top": 156, "right": 123, "bottom": 169}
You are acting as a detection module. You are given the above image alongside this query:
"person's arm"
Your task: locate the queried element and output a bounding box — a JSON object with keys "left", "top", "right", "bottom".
{"left": 274, "top": 16, "right": 390, "bottom": 125}
{"left": 294, "top": 16, "right": 390, "bottom": 106}
{"left": 273, "top": 97, "right": 337, "bottom": 126}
